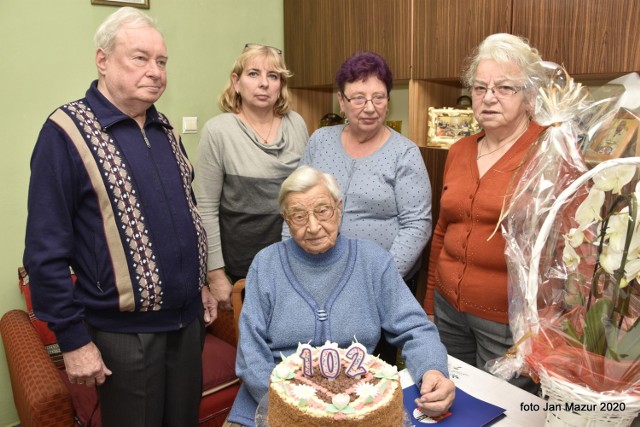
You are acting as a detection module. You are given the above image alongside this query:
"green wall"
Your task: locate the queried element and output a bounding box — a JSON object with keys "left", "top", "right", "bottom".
{"left": 0, "top": 0, "right": 283, "bottom": 424}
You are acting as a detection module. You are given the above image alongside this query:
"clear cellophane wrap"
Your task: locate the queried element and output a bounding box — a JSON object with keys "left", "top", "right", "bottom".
{"left": 487, "top": 62, "right": 640, "bottom": 395}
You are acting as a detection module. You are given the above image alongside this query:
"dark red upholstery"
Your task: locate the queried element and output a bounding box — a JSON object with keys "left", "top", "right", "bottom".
{"left": 199, "top": 331, "right": 240, "bottom": 427}
{"left": 0, "top": 309, "right": 74, "bottom": 427}
{"left": 59, "top": 372, "right": 100, "bottom": 426}
{"left": 1, "top": 269, "right": 242, "bottom": 427}
{"left": 17, "top": 267, "right": 64, "bottom": 369}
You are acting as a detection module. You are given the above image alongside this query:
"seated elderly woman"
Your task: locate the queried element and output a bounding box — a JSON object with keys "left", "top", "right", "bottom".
{"left": 225, "top": 165, "right": 455, "bottom": 426}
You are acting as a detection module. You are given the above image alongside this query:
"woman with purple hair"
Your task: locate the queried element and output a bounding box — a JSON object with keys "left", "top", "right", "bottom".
{"left": 294, "top": 52, "right": 432, "bottom": 364}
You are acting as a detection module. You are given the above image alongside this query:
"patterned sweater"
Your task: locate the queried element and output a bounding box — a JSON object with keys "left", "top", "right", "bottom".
{"left": 24, "top": 81, "right": 207, "bottom": 352}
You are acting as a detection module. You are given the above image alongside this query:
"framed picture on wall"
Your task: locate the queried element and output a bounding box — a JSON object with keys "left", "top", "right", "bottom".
{"left": 427, "top": 107, "right": 480, "bottom": 148}
{"left": 91, "top": 0, "right": 149, "bottom": 9}
{"left": 585, "top": 114, "right": 639, "bottom": 164}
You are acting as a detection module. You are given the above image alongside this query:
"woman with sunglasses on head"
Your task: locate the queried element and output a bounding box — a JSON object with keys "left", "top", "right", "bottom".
{"left": 292, "top": 52, "right": 431, "bottom": 364}
{"left": 196, "top": 44, "right": 308, "bottom": 313}
{"left": 423, "top": 34, "right": 545, "bottom": 392}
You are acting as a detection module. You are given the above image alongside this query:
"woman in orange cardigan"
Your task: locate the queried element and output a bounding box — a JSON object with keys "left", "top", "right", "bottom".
{"left": 424, "top": 33, "right": 545, "bottom": 392}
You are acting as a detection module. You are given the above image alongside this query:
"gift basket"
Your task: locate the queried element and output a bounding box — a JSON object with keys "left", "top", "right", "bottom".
{"left": 488, "top": 62, "right": 640, "bottom": 426}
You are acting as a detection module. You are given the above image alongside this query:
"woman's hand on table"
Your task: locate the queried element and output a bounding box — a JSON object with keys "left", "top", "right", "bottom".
{"left": 415, "top": 370, "right": 456, "bottom": 417}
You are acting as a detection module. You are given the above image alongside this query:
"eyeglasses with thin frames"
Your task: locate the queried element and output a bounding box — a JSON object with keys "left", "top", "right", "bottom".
{"left": 341, "top": 92, "right": 389, "bottom": 108}
{"left": 470, "top": 84, "right": 522, "bottom": 98}
{"left": 285, "top": 205, "right": 337, "bottom": 227}
{"left": 244, "top": 43, "right": 282, "bottom": 56}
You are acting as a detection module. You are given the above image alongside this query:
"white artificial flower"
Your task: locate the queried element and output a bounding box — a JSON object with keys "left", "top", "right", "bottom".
{"left": 564, "top": 277, "right": 583, "bottom": 306}
{"left": 331, "top": 394, "right": 351, "bottom": 410}
{"left": 292, "top": 384, "right": 317, "bottom": 401}
{"left": 592, "top": 164, "right": 636, "bottom": 194}
{"left": 273, "top": 363, "right": 294, "bottom": 382}
{"left": 575, "top": 188, "right": 605, "bottom": 227}
{"left": 355, "top": 383, "right": 379, "bottom": 401}
{"left": 294, "top": 343, "right": 313, "bottom": 366}
{"left": 605, "top": 211, "right": 632, "bottom": 252}
{"left": 562, "top": 238, "right": 581, "bottom": 271}
{"left": 632, "top": 191, "right": 640, "bottom": 233}
{"left": 320, "top": 341, "right": 339, "bottom": 351}
{"left": 296, "top": 342, "right": 313, "bottom": 353}
{"left": 565, "top": 227, "right": 585, "bottom": 248}
{"left": 600, "top": 245, "right": 624, "bottom": 274}
{"left": 624, "top": 258, "right": 640, "bottom": 286}
{"left": 374, "top": 365, "right": 399, "bottom": 380}
{"left": 627, "top": 231, "right": 640, "bottom": 261}
{"left": 619, "top": 277, "right": 629, "bottom": 289}
{"left": 627, "top": 190, "right": 640, "bottom": 258}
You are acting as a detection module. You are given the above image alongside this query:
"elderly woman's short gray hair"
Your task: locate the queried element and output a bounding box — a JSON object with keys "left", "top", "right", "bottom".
{"left": 461, "top": 33, "right": 542, "bottom": 88}
{"left": 94, "top": 7, "right": 158, "bottom": 54}
{"left": 279, "top": 166, "right": 342, "bottom": 211}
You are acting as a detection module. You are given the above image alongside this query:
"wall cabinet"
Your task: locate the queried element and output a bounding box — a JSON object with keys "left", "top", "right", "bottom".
{"left": 284, "top": 0, "right": 411, "bottom": 88}
{"left": 340, "top": 0, "right": 412, "bottom": 81}
{"left": 283, "top": 0, "right": 336, "bottom": 88}
{"left": 414, "top": 0, "right": 640, "bottom": 81}
{"left": 512, "top": 0, "right": 640, "bottom": 77}
{"left": 284, "top": 0, "right": 411, "bottom": 132}
{"left": 413, "top": 0, "right": 512, "bottom": 80}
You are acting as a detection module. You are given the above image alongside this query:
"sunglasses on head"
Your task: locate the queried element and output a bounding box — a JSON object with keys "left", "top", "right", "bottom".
{"left": 244, "top": 43, "right": 282, "bottom": 55}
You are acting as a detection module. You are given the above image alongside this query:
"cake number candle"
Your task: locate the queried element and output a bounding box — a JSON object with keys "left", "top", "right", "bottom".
{"left": 319, "top": 348, "right": 341, "bottom": 378}
{"left": 298, "top": 341, "right": 370, "bottom": 379}
{"left": 344, "top": 342, "right": 368, "bottom": 377}
{"left": 299, "top": 344, "right": 314, "bottom": 377}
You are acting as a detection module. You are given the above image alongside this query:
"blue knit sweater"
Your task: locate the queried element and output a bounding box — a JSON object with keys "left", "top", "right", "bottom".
{"left": 227, "top": 235, "right": 448, "bottom": 426}
{"left": 298, "top": 124, "right": 432, "bottom": 278}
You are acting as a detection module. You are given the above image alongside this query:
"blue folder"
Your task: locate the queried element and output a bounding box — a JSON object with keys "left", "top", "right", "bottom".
{"left": 403, "top": 384, "right": 506, "bottom": 426}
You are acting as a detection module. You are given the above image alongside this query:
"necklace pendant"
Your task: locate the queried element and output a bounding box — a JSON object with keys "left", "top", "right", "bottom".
{"left": 244, "top": 112, "right": 275, "bottom": 144}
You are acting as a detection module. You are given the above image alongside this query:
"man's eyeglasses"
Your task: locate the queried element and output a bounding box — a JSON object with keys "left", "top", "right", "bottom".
{"left": 470, "top": 84, "right": 521, "bottom": 98}
{"left": 244, "top": 43, "right": 282, "bottom": 55}
{"left": 342, "top": 92, "right": 389, "bottom": 107}
{"left": 285, "top": 205, "right": 337, "bottom": 226}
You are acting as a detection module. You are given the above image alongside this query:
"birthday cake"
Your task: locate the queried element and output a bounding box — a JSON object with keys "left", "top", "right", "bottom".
{"left": 267, "top": 341, "right": 403, "bottom": 426}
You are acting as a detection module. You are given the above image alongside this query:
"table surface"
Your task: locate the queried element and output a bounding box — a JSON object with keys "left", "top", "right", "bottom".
{"left": 400, "top": 355, "right": 547, "bottom": 427}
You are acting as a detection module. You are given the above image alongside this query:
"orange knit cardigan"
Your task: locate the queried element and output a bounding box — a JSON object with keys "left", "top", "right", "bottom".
{"left": 424, "top": 122, "right": 546, "bottom": 323}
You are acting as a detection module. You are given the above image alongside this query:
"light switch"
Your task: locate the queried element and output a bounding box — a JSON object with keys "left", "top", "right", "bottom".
{"left": 182, "top": 117, "right": 198, "bottom": 134}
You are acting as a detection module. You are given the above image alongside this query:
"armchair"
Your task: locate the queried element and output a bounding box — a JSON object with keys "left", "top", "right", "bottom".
{"left": 0, "top": 271, "right": 245, "bottom": 427}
